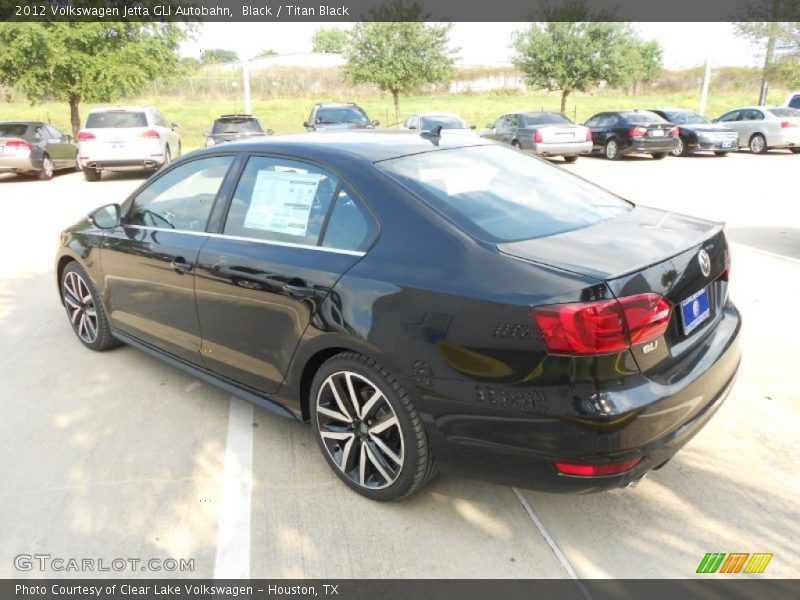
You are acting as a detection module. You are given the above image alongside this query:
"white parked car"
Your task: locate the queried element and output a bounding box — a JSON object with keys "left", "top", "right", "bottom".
{"left": 401, "top": 112, "right": 476, "bottom": 133}
{"left": 77, "top": 106, "right": 181, "bottom": 181}
{"left": 715, "top": 106, "right": 800, "bottom": 154}
{"left": 785, "top": 92, "right": 800, "bottom": 109}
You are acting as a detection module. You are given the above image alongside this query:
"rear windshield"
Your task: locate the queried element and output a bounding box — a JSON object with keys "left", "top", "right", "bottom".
{"left": 378, "top": 145, "right": 632, "bottom": 243}
{"left": 420, "top": 115, "right": 469, "bottom": 130}
{"left": 315, "top": 106, "right": 369, "bottom": 124}
{"left": 0, "top": 123, "right": 29, "bottom": 138}
{"left": 522, "top": 113, "right": 571, "bottom": 126}
{"left": 768, "top": 108, "right": 800, "bottom": 118}
{"left": 661, "top": 111, "right": 709, "bottom": 125}
{"left": 86, "top": 111, "right": 148, "bottom": 128}
{"left": 621, "top": 111, "right": 665, "bottom": 124}
{"left": 212, "top": 118, "right": 263, "bottom": 134}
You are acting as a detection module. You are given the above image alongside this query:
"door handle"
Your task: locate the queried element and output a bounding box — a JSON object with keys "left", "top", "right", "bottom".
{"left": 170, "top": 257, "right": 193, "bottom": 274}
{"left": 282, "top": 283, "right": 316, "bottom": 297}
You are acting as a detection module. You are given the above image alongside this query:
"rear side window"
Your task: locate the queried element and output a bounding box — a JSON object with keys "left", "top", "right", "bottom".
{"left": 717, "top": 111, "right": 740, "bottom": 122}
{"left": 379, "top": 145, "right": 631, "bottom": 243}
{"left": 127, "top": 156, "right": 234, "bottom": 231}
{"left": 86, "top": 111, "right": 147, "bottom": 128}
{"left": 321, "top": 187, "right": 378, "bottom": 252}
{"left": 223, "top": 156, "right": 340, "bottom": 247}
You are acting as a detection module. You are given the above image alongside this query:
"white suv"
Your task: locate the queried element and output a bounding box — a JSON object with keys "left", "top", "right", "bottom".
{"left": 77, "top": 106, "right": 181, "bottom": 181}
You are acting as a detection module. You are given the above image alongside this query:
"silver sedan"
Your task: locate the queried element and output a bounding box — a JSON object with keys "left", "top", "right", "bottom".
{"left": 715, "top": 106, "right": 800, "bottom": 154}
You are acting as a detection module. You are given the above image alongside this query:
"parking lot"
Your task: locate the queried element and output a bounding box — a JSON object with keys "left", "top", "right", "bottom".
{"left": 0, "top": 150, "right": 798, "bottom": 580}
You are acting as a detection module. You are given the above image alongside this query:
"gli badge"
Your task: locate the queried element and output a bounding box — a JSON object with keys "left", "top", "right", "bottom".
{"left": 698, "top": 249, "right": 711, "bottom": 278}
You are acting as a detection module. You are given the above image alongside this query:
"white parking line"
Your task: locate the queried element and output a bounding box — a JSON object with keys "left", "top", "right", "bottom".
{"left": 213, "top": 397, "right": 254, "bottom": 579}
{"left": 512, "top": 487, "right": 593, "bottom": 600}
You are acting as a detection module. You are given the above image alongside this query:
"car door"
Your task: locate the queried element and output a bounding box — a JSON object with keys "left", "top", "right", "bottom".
{"left": 716, "top": 110, "right": 743, "bottom": 145}
{"left": 45, "top": 124, "right": 75, "bottom": 168}
{"left": 194, "top": 154, "right": 378, "bottom": 394}
{"left": 503, "top": 114, "right": 519, "bottom": 144}
{"left": 585, "top": 114, "right": 608, "bottom": 149}
{"left": 101, "top": 154, "right": 237, "bottom": 364}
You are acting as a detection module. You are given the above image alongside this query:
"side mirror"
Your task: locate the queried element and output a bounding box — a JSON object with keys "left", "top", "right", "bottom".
{"left": 171, "top": 123, "right": 179, "bottom": 130}
{"left": 470, "top": 125, "right": 476, "bottom": 130}
{"left": 371, "top": 120, "right": 380, "bottom": 127}
{"left": 266, "top": 128, "right": 274, "bottom": 136}
{"left": 89, "top": 204, "right": 121, "bottom": 229}
{"left": 303, "top": 121, "right": 311, "bottom": 129}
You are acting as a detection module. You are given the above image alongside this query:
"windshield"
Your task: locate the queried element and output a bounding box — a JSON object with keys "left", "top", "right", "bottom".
{"left": 86, "top": 111, "right": 147, "bottom": 128}
{"left": 663, "top": 111, "right": 709, "bottom": 125}
{"left": 212, "top": 118, "right": 263, "bottom": 134}
{"left": 768, "top": 108, "right": 800, "bottom": 118}
{"left": 0, "top": 123, "right": 29, "bottom": 138}
{"left": 420, "top": 115, "right": 469, "bottom": 130}
{"left": 316, "top": 107, "right": 369, "bottom": 124}
{"left": 522, "top": 113, "right": 572, "bottom": 126}
{"left": 378, "top": 145, "right": 632, "bottom": 243}
{"left": 621, "top": 111, "right": 665, "bottom": 124}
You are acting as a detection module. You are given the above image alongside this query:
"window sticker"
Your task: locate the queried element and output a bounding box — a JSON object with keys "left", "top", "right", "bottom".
{"left": 243, "top": 170, "right": 322, "bottom": 236}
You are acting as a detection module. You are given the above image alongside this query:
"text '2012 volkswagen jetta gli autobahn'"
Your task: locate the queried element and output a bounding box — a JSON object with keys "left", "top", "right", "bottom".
{"left": 56, "top": 132, "right": 740, "bottom": 501}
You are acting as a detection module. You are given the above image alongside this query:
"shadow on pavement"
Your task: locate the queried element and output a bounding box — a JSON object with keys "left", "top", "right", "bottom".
{"left": 727, "top": 226, "right": 800, "bottom": 260}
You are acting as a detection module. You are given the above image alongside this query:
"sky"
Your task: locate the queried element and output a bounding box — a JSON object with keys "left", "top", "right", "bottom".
{"left": 182, "top": 22, "right": 764, "bottom": 70}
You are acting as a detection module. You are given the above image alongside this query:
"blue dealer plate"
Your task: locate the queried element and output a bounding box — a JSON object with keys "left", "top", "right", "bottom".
{"left": 680, "top": 287, "right": 711, "bottom": 335}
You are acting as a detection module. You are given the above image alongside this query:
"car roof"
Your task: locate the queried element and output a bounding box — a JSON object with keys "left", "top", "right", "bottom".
{"left": 0, "top": 121, "right": 39, "bottom": 125}
{"left": 315, "top": 103, "right": 362, "bottom": 108}
{"left": 87, "top": 106, "right": 155, "bottom": 113}
{"left": 217, "top": 114, "right": 256, "bottom": 120}
{"left": 412, "top": 112, "right": 462, "bottom": 117}
{"left": 652, "top": 108, "right": 698, "bottom": 113}
{"left": 190, "top": 130, "right": 494, "bottom": 163}
{"left": 519, "top": 111, "right": 563, "bottom": 116}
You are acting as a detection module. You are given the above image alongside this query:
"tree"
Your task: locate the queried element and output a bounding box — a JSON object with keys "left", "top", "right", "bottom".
{"left": 733, "top": 21, "right": 800, "bottom": 104}
{"left": 200, "top": 48, "right": 239, "bottom": 65}
{"left": 512, "top": 22, "right": 649, "bottom": 113}
{"left": 345, "top": 3, "right": 456, "bottom": 124}
{"left": 252, "top": 49, "right": 278, "bottom": 60}
{"left": 312, "top": 28, "right": 349, "bottom": 54}
{"left": 618, "top": 38, "right": 663, "bottom": 95}
{"left": 0, "top": 23, "right": 185, "bottom": 136}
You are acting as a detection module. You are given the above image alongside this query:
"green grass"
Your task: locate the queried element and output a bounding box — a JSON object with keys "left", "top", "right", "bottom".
{"left": 2, "top": 88, "right": 790, "bottom": 152}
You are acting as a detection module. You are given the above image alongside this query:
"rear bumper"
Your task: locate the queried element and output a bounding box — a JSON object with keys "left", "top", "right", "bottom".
{"left": 80, "top": 158, "right": 163, "bottom": 171}
{"left": 693, "top": 139, "right": 739, "bottom": 152}
{"left": 621, "top": 138, "right": 680, "bottom": 154}
{"left": 532, "top": 141, "right": 593, "bottom": 156}
{"left": 0, "top": 155, "right": 37, "bottom": 172}
{"left": 771, "top": 131, "right": 800, "bottom": 147}
{"left": 416, "top": 302, "right": 741, "bottom": 493}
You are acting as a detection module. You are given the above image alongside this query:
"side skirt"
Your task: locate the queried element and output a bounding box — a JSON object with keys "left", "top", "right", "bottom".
{"left": 111, "top": 329, "right": 300, "bottom": 421}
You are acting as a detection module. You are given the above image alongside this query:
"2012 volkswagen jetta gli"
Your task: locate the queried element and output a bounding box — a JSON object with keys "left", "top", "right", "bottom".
{"left": 56, "top": 132, "right": 741, "bottom": 501}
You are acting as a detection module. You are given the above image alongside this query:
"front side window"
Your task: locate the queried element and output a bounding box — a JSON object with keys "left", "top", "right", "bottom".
{"left": 223, "top": 156, "right": 340, "bottom": 246}
{"left": 717, "top": 111, "right": 740, "bottom": 122}
{"left": 379, "top": 145, "right": 632, "bottom": 243}
{"left": 127, "top": 156, "right": 234, "bottom": 231}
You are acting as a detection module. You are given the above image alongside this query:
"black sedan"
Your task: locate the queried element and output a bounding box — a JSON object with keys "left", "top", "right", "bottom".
{"left": 585, "top": 110, "right": 680, "bottom": 160}
{"left": 204, "top": 114, "right": 273, "bottom": 148}
{"left": 0, "top": 121, "right": 78, "bottom": 179}
{"left": 56, "top": 132, "right": 740, "bottom": 501}
{"left": 649, "top": 109, "right": 739, "bottom": 157}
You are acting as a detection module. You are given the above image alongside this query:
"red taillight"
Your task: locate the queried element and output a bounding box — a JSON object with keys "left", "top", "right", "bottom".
{"left": 5, "top": 138, "right": 32, "bottom": 151}
{"left": 780, "top": 121, "right": 797, "bottom": 128}
{"left": 77, "top": 131, "right": 95, "bottom": 141}
{"left": 555, "top": 457, "right": 642, "bottom": 476}
{"left": 721, "top": 248, "right": 731, "bottom": 282}
{"left": 141, "top": 129, "right": 161, "bottom": 139}
{"left": 585, "top": 128, "right": 592, "bottom": 142}
{"left": 532, "top": 293, "right": 672, "bottom": 355}
{"left": 630, "top": 126, "right": 647, "bottom": 137}
{"left": 668, "top": 126, "right": 679, "bottom": 137}
{"left": 533, "top": 130, "right": 543, "bottom": 143}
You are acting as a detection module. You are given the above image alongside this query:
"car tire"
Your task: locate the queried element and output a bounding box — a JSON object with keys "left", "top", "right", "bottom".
{"left": 511, "top": 140, "right": 522, "bottom": 150}
{"left": 651, "top": 152, "right": 668, "bottom": 160}
{"left": 605, "top": 139, "right": 621, "bottom": 160}
{"left": 60, "top": 262, "right": 119, "bottom": 351}
{"left": 749, "top": 133, "right": 768, "bottom": 154}
{"left": 38, "top": 154, "right": 54, "bottom": 180}
{"left": 83, "top": 167, "right": 101, "bottom": 182}
{"left": 714, "top": 151, "right": 730, "bottom": 157}
{"left": 673, "top": 137, "right": 690, "bottom": 157}
{"left": 563, "top": 155, "right": 578, "bottom": 163}
{"left": 790, "top": 148, "right": 800, "bottom": 154}
{"left": 177, "top": 142, "right": 182, "bottom": 157}
{"left": 310, "top": 352, "right": 436, "bottom": 501}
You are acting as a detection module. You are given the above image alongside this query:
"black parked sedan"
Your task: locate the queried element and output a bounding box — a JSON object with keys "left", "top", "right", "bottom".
{"left": 649, "top": 109, "right": 739, "bottom": 157}
{"left": 585, "top": 110, "right": 680, "bottom": 160}
{"left": 56, "top": 132, "right": 740, "bottom": 501}
{"left": 204, "top": 114, "right": 273, "bottom": 148}
{"left": 303, "top": 103, "right": 379, "bottom": 131}
{"left": 0, "top": 121, "right": 78, "bottom": 179}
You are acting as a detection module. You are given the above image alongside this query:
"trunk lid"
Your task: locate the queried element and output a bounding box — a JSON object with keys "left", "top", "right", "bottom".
{"left": 536, "top": 124, "right": 586, "bottom": 143}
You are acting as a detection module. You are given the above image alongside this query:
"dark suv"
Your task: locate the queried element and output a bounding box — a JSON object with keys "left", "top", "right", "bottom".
{"left": 303, "top": 103, "right": 379, "bottom": 131}
{"left": 204, "top": 114, "right": 272, "bottom": 148}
